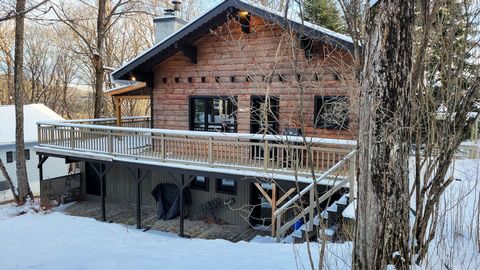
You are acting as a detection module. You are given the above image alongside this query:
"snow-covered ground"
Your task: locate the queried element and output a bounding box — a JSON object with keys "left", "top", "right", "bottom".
{"left": 0, "top": 158, "right": 479, "bottom": 269}
{"left": 0, "top": 203, "right": 352, "bottom": 270}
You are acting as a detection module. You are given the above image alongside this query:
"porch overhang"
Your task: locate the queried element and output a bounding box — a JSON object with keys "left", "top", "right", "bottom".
{"left": 105, "top": 82, "right": 152, "bottom": 126}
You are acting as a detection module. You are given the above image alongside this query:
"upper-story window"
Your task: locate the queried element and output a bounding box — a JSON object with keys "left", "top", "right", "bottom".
{"left": 314, "top": 96, "right": 349, "bottom": 130}
{"left": 190, "top": 96, "right": 237, "bottom": 133}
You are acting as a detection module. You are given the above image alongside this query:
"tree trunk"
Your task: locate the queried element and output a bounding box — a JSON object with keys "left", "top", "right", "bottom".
{"left": 353, "top": 1, "right": 414, "bottom": 269}
{"left": 93, "top": 0, "right": 106, "bottom": 118}
{"left": 13, "top": 0, "right": 33, "bottom": 205}
{"left": 0, "top": 158, "right": 19, "bottom": 203}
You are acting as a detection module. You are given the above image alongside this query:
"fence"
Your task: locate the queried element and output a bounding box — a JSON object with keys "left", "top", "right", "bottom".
{"left": 40, "top": 173, "right": 81, "bottom": 206}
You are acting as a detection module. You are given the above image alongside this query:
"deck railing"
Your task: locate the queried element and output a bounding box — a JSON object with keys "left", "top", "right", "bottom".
{"left": 63, "top": 116, "right": 151, "bottom": 128}
{"left": 37, "top": 118, "right": 355, "bottom": 178}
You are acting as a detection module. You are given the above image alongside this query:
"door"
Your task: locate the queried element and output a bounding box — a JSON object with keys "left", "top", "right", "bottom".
{"left": 250, "top": 96, "right": 279, "bottom": 161}
{"left": 250, "top": 96, "right": 279, "bottom": 134}
{"left": 85, "top": 163, "right": 104, "bottom": 196}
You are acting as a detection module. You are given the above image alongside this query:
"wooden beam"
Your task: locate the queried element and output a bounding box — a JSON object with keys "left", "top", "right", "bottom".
{"left": 254, "top": 182, "right": 272, "bottom": 205}
{"left": 271, "top": 183, "right": 277, "bottom": 237}
{"left": 114, "top": 97, "right": 122, "bottom": 127}
{"left": 118, "top": 95, "right": 150, "bottom": 100}
{"left": 277, "top": 188, "right": 296, "bottom": 206}
{"left": 104, "top": 82, "right": 147, "bottom": 97}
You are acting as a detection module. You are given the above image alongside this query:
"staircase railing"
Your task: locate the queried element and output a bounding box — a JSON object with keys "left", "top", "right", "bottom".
{"left": 274, "top": 149, "right": 357, "bottom": 242}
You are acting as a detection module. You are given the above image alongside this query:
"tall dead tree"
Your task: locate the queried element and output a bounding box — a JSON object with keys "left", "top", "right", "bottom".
{"left": 353, "top": 1, "right": 414, "bottom": 269}
{"left": 13, "top": 0, "right": 33, "bottom": 204}
{"left": 94, "top": 0, "right": 107, "bottom": 118}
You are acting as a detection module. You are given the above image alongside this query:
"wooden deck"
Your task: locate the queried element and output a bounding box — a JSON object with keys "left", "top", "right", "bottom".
{"left": 62, "top": 201, "right": 260, "bottom": 242}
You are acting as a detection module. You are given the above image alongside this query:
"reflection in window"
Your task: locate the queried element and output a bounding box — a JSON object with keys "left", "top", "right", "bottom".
{"left": 314, "top": 96, "right": 349, "bottom": 130}
{"left": 190, "top": 96, "right": 237, "bottom": 132}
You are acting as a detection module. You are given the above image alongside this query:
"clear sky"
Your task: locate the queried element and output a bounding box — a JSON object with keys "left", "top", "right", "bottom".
{"left": 199, "top": 0, "right": 222, "bottom": 12}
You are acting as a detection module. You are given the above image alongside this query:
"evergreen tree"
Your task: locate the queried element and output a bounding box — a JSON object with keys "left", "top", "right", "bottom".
{"left": 304, "top": 0, "right": 344, "bottom": 32}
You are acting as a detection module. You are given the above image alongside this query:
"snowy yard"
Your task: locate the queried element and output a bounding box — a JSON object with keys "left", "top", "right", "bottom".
{"left": 0, "top": 158, "right": 479, "bottom": 270}
{"left": 0, "top": 203, "right": 352, "bottom": 270}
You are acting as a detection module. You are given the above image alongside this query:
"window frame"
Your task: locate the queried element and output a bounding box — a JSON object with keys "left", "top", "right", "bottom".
{"left": 190, "top": 176, "right": 209, "bottom": 191}
{"left": 189, "top": 96, "right": 238, "bottom": 133}
{"left": 314, "top": 95, "right": 349, "bottom": 130}
{"left": 6, "top": 151, "right": 13, "bottom": 163}
{"left": 215, "top": 178, "right": 237, "bottom": 195}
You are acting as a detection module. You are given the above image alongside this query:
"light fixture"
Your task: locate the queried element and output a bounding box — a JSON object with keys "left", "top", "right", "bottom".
{"left": 238, "top": 11, "right": 249, "bottom": 18}
{"left": 238, "top": 11, "right": 251, "bottom": 34}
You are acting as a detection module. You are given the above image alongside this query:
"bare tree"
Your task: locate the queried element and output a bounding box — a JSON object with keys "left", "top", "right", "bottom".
{"left": 410, "top": 0, "right": 480, "bottom": 263}
{"left": 353, "top": 1, "right": 414, "bottom": 270}
{"left": 13, "top": 0, "right": 34, "bottom": 204}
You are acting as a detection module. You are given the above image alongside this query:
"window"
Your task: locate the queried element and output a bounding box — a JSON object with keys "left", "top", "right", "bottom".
{"left": 314, "top": 96, "right": 349, "bottom": 130}
{"left": 190, "top": 96, "right": 237, "bottom": 133}
{"left": 6, "top": 150, "right": 30, "bottom": 163}
{"left": 216, "top": 178, "right": 237, "bottom": 195}
{"left": 6, "top": 151, "right": 13, "bottom": 163}
{"left": 190, "top": 176, "right": 209, "bottom": 191}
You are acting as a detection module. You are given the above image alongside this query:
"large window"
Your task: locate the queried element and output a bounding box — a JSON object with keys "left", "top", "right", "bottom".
{"left": 314, "top": 96, "right": 349, "bottom": 130}
{"left": 190, "top": 96, "right": 237, "bottom": 133}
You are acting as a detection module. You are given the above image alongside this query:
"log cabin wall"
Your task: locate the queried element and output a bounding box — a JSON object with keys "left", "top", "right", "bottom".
{"left": 152, "top": 15, "right": 357, "bottom": 140}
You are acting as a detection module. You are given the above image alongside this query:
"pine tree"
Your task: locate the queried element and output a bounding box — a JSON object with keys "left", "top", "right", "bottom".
{"left": 304, "top": 0, "right": 344, "bottom": 32}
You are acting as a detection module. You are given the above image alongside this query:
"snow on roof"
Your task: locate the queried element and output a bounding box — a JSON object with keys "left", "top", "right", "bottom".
{"left": 0, "top": 104, "right": 64, "bottom": 145}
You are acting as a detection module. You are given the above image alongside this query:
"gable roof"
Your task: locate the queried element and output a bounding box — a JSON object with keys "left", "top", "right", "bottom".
{"left": 0, "top": 104, "right": 64, "bottom": 145}
{"left": 111, "top": 0, "right": 353, "bottom": 81}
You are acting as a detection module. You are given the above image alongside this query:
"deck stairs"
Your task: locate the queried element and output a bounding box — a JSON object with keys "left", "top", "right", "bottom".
{"left": 280, "top": 193, "right": 355, "bottom": 243}
{"left": 274, "top": 150, "right": 357, "bottom": 243}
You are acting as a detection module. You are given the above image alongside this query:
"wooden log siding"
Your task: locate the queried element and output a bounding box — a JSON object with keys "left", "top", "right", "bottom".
{"left": 152, "top": 15, "right": 357, "bottom": 140}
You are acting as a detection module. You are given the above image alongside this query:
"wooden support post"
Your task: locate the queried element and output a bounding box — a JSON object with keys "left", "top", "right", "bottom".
{"left": 38, "top": 155, "right": 44, "bottom": 205}
{"left": 128, "top": 167, "right": 151, "bottom": 230}
{"left": 179, "top": 174, "right": 185, "bottom": 237}
{"left": 88, "top": 163, "right": 111, "bottom": 222}
{"left": 136, "top": 168, "right": 142, "bottom": 229}
{"left": 114, "top": 97, "right": 122, "bottom": 127}
{"left": 271, "top": 183, "right": 277, "bottom": 237}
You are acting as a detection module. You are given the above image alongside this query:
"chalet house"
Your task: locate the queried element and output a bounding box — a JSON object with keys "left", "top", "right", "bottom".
{"left": 0, "top": 104, "right": 68, "bottom": 202}
{"left": 35, "top": 0, "right": 358, "bottom": 242}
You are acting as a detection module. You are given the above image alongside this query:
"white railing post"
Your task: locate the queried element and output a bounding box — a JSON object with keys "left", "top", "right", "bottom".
{"left": 309, "top": 186, "right": 314, "bottom": 231}
{"left": 70, "top": 127, "right": 75, "bottom": 149}
{"left": 348, "top": 153, "right": 357, "bottom": 199}
{"left": 161, "top": 134, "right": 165, "bottom": 161}
{"left": 37, "top": 124, "right": 41, "bottom": 144}
{"left": 108, "top": 130, "right": 113, "bottom": 153}
{"left": 276, "top": 214, "right": 282, "bottom": 242}
{"left": 264, "top": 140, "right": 269, "bottom": 170}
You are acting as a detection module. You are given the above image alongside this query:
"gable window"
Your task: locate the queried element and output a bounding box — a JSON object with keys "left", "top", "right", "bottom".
{"left": 190, "top": 96, "right": 237, "bottom": 133}
{"left": 314, "top": 96, "right": 349, "bottom": 130}
{"left": 216, "top": 178, "right": 237, "bottom": 195}
{"left": 190, "top": 176, "right": 209, "bottom": 191}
